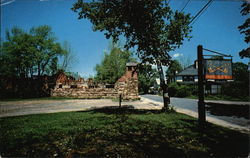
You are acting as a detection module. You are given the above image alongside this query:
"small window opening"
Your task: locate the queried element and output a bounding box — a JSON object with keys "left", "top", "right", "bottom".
{"left": 70, "top": 85, "right": 77, "bottom": 88}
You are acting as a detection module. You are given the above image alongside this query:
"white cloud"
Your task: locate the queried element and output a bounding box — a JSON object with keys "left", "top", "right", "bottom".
{"left": 173, "top": 53, "right": 183, "bottom": 58}
{"left": 0, "top": 0, "right": 15, "bottom": 6}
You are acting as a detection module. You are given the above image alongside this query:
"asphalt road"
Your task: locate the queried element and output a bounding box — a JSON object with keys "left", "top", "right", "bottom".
{"left": 142, "top": 94, "right": 249, "bottom": 128}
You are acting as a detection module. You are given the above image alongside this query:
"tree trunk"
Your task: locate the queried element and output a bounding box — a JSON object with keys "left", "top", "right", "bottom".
{"left": 156, "top": 61, "right": 170, "bottom": 109}
{"left": 38, "top": 63, "right": 41, "bottom": 77}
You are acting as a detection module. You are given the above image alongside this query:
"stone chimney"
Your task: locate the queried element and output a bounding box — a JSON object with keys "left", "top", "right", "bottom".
{"left": 116, "top": 62, "right": 139, "bottom": 100}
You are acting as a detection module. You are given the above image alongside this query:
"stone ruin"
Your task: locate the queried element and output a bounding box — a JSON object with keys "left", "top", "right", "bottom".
{"left": 51, "top": 62, "right": 139, "bottom": 100}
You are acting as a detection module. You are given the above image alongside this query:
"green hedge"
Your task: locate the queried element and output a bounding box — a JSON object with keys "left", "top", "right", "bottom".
{"left": 168, "top": 82, "right": 195, "bottom": 98}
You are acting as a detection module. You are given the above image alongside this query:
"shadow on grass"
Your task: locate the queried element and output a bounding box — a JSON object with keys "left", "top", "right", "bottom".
{"left": 206, "top": 103, "right": 250, "bottom": 119}
{"left": 75, "top": 106, "right": 250, "bottom": 157}
{"left": 1, "top": 106, "right": 249, "bottom": 157}
{"left": 82, "top": 105, "right": 171, "bottom": 115}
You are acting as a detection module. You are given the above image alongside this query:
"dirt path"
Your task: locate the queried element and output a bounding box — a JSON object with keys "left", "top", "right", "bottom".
{"left": 0, "top": 98, "right": 162, "bottom": 118}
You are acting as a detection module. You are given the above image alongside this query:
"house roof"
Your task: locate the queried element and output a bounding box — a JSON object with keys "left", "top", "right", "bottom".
{"left": 177, "top": 65, "right": 197, "bottom": 76}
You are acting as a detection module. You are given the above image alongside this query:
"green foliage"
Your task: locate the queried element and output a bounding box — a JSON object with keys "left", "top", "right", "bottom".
{"left": 94, "top": 45, "right": 136, "bottom": 84}
{"left": 176, "top": 85, "right": 192, "bottom": 98}
{"left": 168, "top": 82, "right": 195, "bottom": 97}
{"left": 222, "top": 81, "right": 249, "bottom": 99}
{"left": 138, "top": 64, "right": 158, "bottom": 94}
{"left": 0, "top": 110, "right": 248, "bottom": 157}
{"left": 224, "top": 62, "right": 249, "bottom": 98}
{"left": 168, "top": 82, "right": 179, "bottom": 97}
{"left": 0, "top": 25, "right": 65, "bottom": 78}
{"left": 238, "top": 2, "right": 250, "bottom": 58}
{"left": 166, "top": 60, "right": 183, "bottom": 82}
{"left": 233, "top": 62, "right": 249, "bottom": 82}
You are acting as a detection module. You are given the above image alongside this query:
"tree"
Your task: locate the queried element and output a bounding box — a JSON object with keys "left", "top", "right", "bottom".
{"left": 30, "top": 25, "right": 64, "bottom": 76}
{"left": 95, "top": 45, "right": 136, "bottom": 84}
{"left": 72, "top": 0, "right": 192, "bottom": 108}
{"left": 138, "top": 64, "right": 158, "bottom": 94}
{"left": 0, "top": 26, "right": 65, "bottom": 78}
{"left": 166, "top": 60, "right": 182, "bottom": 83}
{"left": 238, "top": 2, "right": 250, "bottom": 59}
{"left": 59, "top": 41, "right": 76, "bottom": 72}
{"left": 1, "top": 27, "right": 36, "bottom": 78}
{"left": 233, "top": 62, "right": 249, "bottom": 82}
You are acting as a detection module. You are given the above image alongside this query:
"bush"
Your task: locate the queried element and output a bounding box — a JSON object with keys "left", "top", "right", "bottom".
{"left": 176, "top": 85, "right": 192, "bottom": 97}
{"left": 168, "top": 82, "right": 179, "bottom": 97}
{"left": 168, "top": 83, "right": 193, "bottom": 98}
{"left": 222, "top": 81, "right": 249, "bottom": 98}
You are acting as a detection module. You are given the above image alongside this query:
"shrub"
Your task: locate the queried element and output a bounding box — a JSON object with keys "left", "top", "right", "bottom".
{"left": 168, "top": 82, "right": 179, "bottom": 97}
{"left": 168, "top": 83, "right": 193, "bottom": 98}
{"left": 222, "top": 81, "right": 249, "bottom": 98}
{"left": 176, "top": 85, "right": 192, "bottom": 97}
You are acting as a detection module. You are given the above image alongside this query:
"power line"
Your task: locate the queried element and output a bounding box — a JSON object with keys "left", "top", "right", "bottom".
{"left": 189, "top": 0, "right": 214, "bottom": 25}
{"left": 180, "top": 0, "right": 191, "bottom": 12}
{"left": 190, "top": 0, "right": 213, "bottom": 25}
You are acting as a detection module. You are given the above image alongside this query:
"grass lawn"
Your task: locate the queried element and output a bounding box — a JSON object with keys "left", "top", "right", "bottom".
{"left": 0, "top": 108, "right": 249, "bottom": 157}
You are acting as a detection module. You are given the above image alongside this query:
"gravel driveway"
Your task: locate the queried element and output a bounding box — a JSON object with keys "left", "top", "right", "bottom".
{"left": 0, "top": 98, "right": 162, "bottom": 118}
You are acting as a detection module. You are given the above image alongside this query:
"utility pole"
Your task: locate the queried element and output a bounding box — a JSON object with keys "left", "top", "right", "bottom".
{"left": 197, "top": 45, "right": 206, "bottom": 128}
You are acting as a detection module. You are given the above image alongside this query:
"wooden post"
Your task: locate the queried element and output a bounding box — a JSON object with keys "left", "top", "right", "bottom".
{"left": 197, "top": 45, "right": 206, "bottom": 128}
{"left": 119, "top": 94, "right": 122, "bottom": 108}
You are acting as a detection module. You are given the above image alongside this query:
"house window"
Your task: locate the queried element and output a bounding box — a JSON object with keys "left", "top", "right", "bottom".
{"left": 59, "top": 84, "right": 62, "bottom": 88}
{"left": 183, "top": 76, "right": 194, "bottom": 82}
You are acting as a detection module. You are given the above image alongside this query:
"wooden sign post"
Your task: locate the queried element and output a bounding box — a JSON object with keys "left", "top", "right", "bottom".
{"left": 197, "top": 45, "right": 206, "bottom": 128}
{"left": 197, "top": 45, "right": 233, "bottom": 129}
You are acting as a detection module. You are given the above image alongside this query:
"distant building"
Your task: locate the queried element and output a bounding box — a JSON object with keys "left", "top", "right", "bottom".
{"left": 176, "top": 64, "right": 198, "bottom": 83}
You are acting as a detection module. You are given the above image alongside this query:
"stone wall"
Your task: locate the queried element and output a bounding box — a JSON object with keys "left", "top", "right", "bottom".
{"left": 51, "top": 62, "right": 139, "bottom": 100}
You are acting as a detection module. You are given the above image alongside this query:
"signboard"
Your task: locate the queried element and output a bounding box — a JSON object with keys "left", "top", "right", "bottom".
{"left": 204, "top": 59, "right": 233, "bottom": 79}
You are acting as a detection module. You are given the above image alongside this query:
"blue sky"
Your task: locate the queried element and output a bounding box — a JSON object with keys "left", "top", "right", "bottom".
{"left": 1, "top": 0, "right": 249, "bottom": 77}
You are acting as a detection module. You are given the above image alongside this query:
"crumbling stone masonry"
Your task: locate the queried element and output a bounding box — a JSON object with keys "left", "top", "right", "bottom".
{"left": 51, "top": 62, "right": 139, "bottom": 100}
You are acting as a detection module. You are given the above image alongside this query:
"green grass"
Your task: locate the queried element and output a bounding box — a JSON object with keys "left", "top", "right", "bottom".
{"left": 0, "top": 108, "right": 249, "bottom": 157}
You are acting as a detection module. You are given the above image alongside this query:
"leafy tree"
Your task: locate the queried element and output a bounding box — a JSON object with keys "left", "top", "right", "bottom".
{"left": 238, "top": 2, "right": 250, "bottom": 59}
{"left": 166, "top": 60, "right": 183, "bottom": 83}
{"left": 222, "top": 62, "right": 249, "bottom": 99}
{"left": 72, "top": 0, "right": 192, "bottom": 108}
{"left": 0, "top": 26, "right": 65, "bottom": 78}
{"left": 1, "top": 27, "right": 36, "bottom": 77}
{"left": 233, "top": 62, "right": 248, "bottom": 82}
{"left": 30, "top": 25, "right": 64, "bottom": 76}
{"left": 138, "top": 64, "right": 158, "bottom": 94}
{"left": 95, "top": 45, "right": 136, "bottom": 84}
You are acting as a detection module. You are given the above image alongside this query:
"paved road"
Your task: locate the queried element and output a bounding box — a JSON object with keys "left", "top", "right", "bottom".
{"left": 142, "top": 94, "right": 250, "bottom": 128}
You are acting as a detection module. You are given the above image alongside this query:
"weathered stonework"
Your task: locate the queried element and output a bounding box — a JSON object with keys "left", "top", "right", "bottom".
{"left": 51, "top": 62, "right": 139, "bottom": 100}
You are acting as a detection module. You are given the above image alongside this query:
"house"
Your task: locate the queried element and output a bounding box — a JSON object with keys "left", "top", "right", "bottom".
{"left": 176, "top": 64, "right": 198, "bottom": 83}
